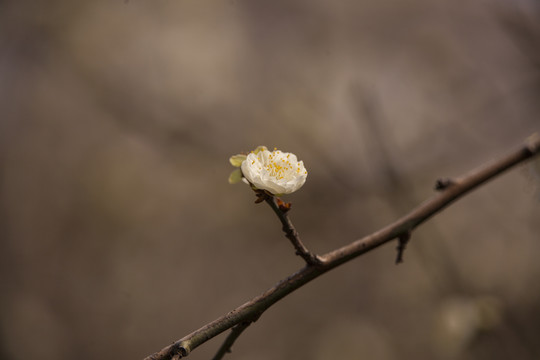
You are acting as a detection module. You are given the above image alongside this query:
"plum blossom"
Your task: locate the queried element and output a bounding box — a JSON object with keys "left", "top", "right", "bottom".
{"left": 236, "top": 146, "right": 307, "bottom": 195}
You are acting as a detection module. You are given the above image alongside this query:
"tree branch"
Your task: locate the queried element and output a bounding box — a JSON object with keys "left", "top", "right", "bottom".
{"left": 263, "top": 195, "right": 324, "bottom": 266}
{"left": 144, "top": 133, "right": 540, "bottom": 360}
{"left": 211, "top": 320, "right": 253, "bottom": 360}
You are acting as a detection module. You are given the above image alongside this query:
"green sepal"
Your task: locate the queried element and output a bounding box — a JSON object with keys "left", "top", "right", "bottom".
{"left": 228, "top": 168, "right": 243, "bottom": 184}
{"left": 229, "top": 154, "right": 247, "bottom": 167}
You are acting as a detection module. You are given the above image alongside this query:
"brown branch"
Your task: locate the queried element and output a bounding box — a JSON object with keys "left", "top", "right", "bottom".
{"left": 211, "top": 320, "right": 253, "bottom": 360}
{"left": 395, "top": 230, "right": 411, "bottom": 264}
{"left": 144, "top": 133, "right": 540, "bottom": 360}
{"left": 263, "top": 195, "right": 324, "bottom": 266}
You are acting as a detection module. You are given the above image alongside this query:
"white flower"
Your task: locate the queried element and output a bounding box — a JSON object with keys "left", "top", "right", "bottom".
{"left": 240, "top": 146, "right": 307, "bottom": 195}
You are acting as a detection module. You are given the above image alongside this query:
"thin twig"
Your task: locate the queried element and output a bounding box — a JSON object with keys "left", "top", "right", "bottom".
{"left": 212, "top": 321, "right": 253, "bottom": 360}
{"left": 144, "top": 133, "right": 540, "bottom": 360}
{"left": 395, "top": 231, "right": 411, "bottom": 264}
{"left": 264, "top": 195, "right": 324, "bottom": 266}
{"left": 209, "top": 192, "right": 322, "bottom": 355}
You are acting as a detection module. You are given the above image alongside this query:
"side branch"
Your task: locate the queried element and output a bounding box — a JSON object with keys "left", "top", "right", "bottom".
{"left": 144, "top": 133, "right": 540, "bottom": 360}
{"left": 211, "top": 321, "right": 253, "bottom": 360}
{"left": 264, "top": 196, "right": 324, "bottom": 266}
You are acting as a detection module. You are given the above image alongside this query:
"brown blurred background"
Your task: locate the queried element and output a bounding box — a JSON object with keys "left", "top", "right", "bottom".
{"left": 1, "top": 1, "right": 540, "bottom": 359}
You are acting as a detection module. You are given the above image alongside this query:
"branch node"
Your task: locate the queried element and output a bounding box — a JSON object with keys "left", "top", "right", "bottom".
{"left": 254, "top": 189, "right": 272, "bottom": 203}
{"left": 276, "top": 198, "right": 292, "bottom": 212}
{"left": 169, "top": 342, "right": 188, "bottom": 359}
{"left": 434, "top": 177, "right": 457, "bottom": 191}
{"left": 395, "top": 231, "right": 411, "bottom": 264}
{"left": 525, "top": 133, "right": 540, "bottom": 154}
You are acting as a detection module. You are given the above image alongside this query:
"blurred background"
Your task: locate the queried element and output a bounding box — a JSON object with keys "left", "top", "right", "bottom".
{"left": 1, "top": 0, "right": 540, "bottom": 359}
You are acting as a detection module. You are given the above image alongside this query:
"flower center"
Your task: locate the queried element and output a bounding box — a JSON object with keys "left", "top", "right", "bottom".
{"left": 264, "top": 150, "right": 303, "bottom": 180}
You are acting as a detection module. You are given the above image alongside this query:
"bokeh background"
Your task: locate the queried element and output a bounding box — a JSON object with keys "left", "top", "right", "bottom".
{"left": 1, "top": 1, "right": 540, "bottom": 359}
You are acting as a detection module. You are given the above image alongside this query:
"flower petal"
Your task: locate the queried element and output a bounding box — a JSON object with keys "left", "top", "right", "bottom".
{"left": 252, "top": 146, "right": 268, "bottom": 155}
